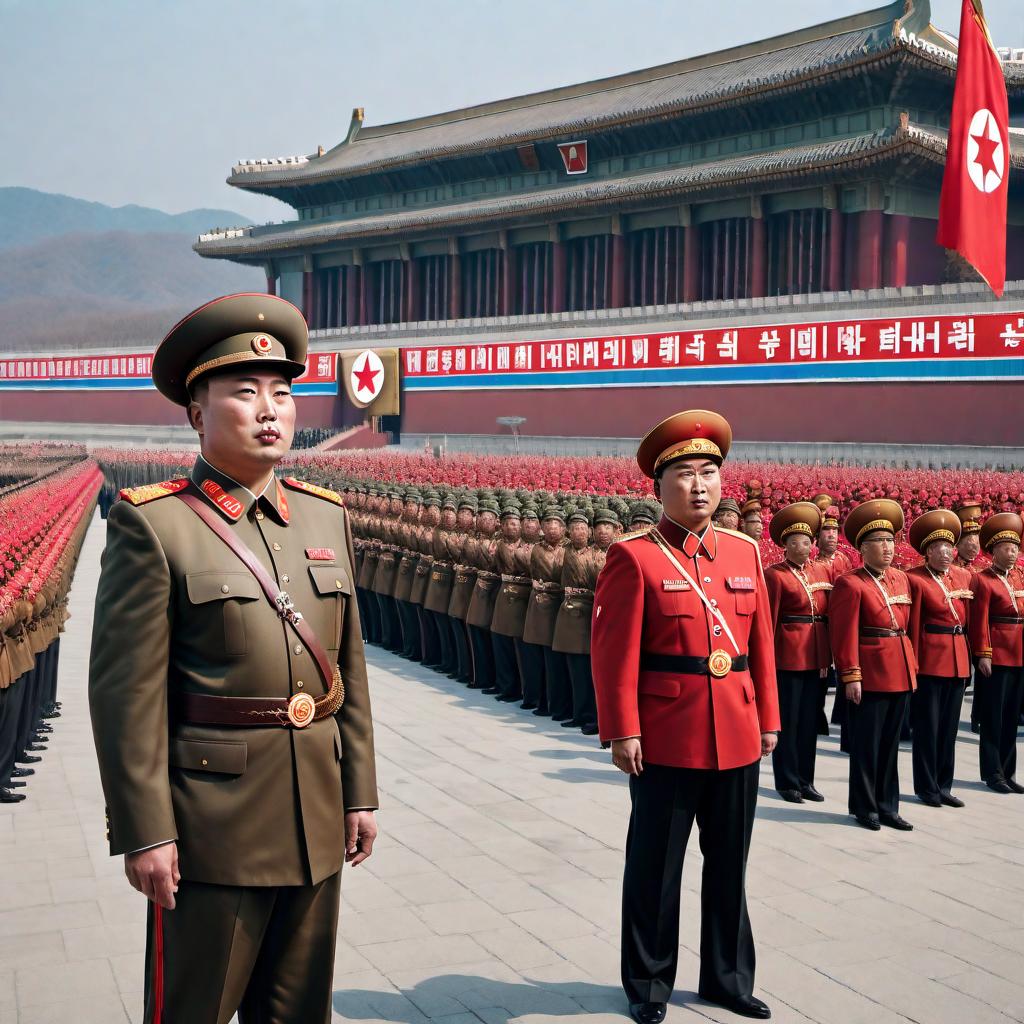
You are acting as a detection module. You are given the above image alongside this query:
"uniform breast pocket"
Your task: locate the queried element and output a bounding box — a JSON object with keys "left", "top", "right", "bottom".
{"left": 653, "top": 589, "right": 695, "bottom": 617}
{"left": 309, "top": 565, "right": 351, "bottom": 650}
{"left": 185, "top": 571, "right": 262, "bottom": 657}
{"left": 725, "top": 581, "right": 756, "bottom": 616}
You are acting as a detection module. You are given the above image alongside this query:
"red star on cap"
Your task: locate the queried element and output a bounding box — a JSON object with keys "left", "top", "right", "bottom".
{"left": 353, "top": 355, "right": 380, "bottom": 395}
{"left": 972, "top": 114, "right": 1001, "bottom": 180}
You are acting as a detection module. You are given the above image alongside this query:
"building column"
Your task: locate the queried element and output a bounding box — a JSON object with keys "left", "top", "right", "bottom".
{"left": 302, "top": 269, "right": 314, "bottom": 326}
{"left": 610, "top": 220, "right": 627, "bottom": 309}
{"left": 500, "top": 233, "right": 516, "bottom": 316}
{"left": 856, "top": 210, "right": 884, "bottom": 291}
{"left": 828, "top": 208, "right": 845, "bottom": 292}
{"left": 448, "top": 241, "right": 462, "bottom": 320}
{"left": 345, "top": 264, "right": 360, "bottom": 327}
{"left": 682, "top": 222, "right": 700, "bottom": 303}
{"left": 360, "top": 260, "right": 374, "bottom": 325}
{"left": 884, "top": 214, "right": 910, "bottom": 289}
{"left": 550, "top": 226, "right": 566, "bottom": 314}
{"left": 749, "top": 200, "right": 767, "bottom": 299}
{"left": 401, "top": 246, "right": 420, "bottom": 323}
{"left": 265, "top": 264, "right": 277, "bottom": 296}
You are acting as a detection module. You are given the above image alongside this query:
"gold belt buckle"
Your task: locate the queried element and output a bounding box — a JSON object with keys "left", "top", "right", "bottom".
{"left": 708, "top": 650, "right": 733, "bottom": 678}
{"left": 287, "top": 692, "right": 316, "bottom": 728}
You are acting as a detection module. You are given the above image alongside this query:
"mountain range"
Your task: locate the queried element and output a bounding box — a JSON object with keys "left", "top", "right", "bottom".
{"left": 0, "top": 188, "right": 266, "bottom": 352}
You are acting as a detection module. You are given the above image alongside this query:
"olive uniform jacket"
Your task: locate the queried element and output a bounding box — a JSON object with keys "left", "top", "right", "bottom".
{"left": 491, "top": 539, "right": 533, "bottom": 637}
{"left": 523, "top": 540, "right": 567, "bottom": 646}
{"left": 89, "top": 458, "right": 378, "bottom": 889}
{"left": 466, "top": 533, "right": 501, "bottom": 629}
{"left": 552, "top": 543, "right": 606, "bottom": 655}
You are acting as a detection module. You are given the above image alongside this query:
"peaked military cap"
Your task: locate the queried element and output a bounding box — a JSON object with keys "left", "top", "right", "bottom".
{"left": 153, "top": 293, "right": 308, "bottom": 406}
{"left": 593, "top": 507, "right": 620, "bottom": 527}
{"left": 541, "top": 504, "right": 566, "bottom": 523}
{"left": 909, "top": 510, "right": 961, "bottom": 554}
{"left": 637, "top": 410, "right": 732, "bottom": 478}
{"left": 980, "top": 512, "right": 1023, "bottom": 551}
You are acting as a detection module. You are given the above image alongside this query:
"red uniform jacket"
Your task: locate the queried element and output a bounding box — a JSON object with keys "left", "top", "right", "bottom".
{"left": 764, "top": 560, "right": 832, "bottom": 672}
{"left": 969, "top": 567, "right": 1024, "bottom": 668}
{"left": 830, "top": 567, "right": 917, "bottom": 693}
{"left": 813, "top": 549, "right": 855, "bottom": 582}
{"left": 591, "top": 518, "right": 780, "bottom": 771}
{"left": 907, "top": 565, "right": 972, "bottom": 679}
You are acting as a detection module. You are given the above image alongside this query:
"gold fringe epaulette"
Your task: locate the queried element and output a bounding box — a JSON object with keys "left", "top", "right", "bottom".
{"left": 118, "top": 478, "right": 190, "bottom": 506}
{"left": 282, "top": 477, "right": 344, "bottom": 507}
{"left": 614, "top": 529, "right": 654, "bottom": 544}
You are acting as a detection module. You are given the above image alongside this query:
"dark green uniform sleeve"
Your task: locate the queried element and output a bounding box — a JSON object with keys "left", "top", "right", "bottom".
{"left": 88, "top": 500, "right": 178, "bottom": 854}
{"left": 337, "top": 506, "right": 379, "bottom": 811}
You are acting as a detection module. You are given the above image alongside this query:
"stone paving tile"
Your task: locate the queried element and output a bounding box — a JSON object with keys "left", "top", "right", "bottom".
{"left": 3, "top": 512, "right": 1024, "bottom": 1023}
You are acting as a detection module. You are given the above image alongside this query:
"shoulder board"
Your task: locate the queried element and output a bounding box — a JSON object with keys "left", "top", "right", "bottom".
{"left": 282, "top": 477, "right": 344, "bottom": 507}
{"left": 118, "top": 478, "right": 189, "bottom": 506}
{"left": 717, "top": 526, "right": 759, "bottom": 548}
{"left": 614, "top": 529, "right": 653, "bottom": 544}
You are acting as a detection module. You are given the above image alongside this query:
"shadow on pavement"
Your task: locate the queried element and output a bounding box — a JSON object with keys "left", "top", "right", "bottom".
{"left": 334, "top": 975, "right": 625, "bottom": 1021}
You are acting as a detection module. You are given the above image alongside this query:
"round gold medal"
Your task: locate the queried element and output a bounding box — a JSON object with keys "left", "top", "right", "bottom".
{"left": 707, "top": 650, "right": 733, "bottom": 678}
{"left": 287, "top": 692, "right": 316, "bottom": 728}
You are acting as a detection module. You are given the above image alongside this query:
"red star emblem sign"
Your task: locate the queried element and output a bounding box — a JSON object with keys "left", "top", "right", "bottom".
{"left": 353, "top": 355, "right": 381, "bottom": 395}
{"left": 972, "top": 114, "right": 1001, "bottom": 180}
{"left": 966, "top": 108, "right": 1005, "bottom": 194}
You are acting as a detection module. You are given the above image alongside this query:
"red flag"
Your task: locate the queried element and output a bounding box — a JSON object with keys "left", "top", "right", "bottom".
{"left": 936, "top": 0, "right": 1009, "bottom": 296}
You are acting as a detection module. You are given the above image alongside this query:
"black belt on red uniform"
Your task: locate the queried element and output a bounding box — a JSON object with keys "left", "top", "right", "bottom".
{"left": 640, "top": 652, "right": 749, "bottom": 675}
{"left": 924, "top": 623, "right": 965, "bottom": 635}
{"left": 781, "top": 614, "right": 829, "bottom": 624}
{"left": 992, "top": 616, "right": 1024, "bottom": 625}
{"left": 860, "top": 627, "right": 906, "bottom": 638}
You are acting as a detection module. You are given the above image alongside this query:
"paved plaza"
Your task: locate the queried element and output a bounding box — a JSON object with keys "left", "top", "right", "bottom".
{"left": 2, "top": 511, "right": 1024, "bottom": 1023}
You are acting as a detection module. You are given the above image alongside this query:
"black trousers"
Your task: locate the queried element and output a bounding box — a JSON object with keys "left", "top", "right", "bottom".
{"left": 0, "top": 668, "right": 28, "bottom": 784}
{"left": 831, "top": 675, "right": 851, "bottom": 753}
{"left": 427, "top": 611, "right": 454, "bottom": 672}
{"left": 376, "top": 594, "right": 401, "bottom": 651}
{"left": 396, "top": 600, "right": 421, "bottom": 660}
{"left": 818, "top": 669, "right": 833, "bottom": 736}
{"left": 468, "top": 624, "right": 496, "bottom": 689}
{"left": 517, "top": 640, "right": 546, "bottom": 710}
{"left": 418, "top": 607, "right": 440, "bottom": 666}
{"left": 978, "top": 665, "right": 1024, "bottom": 784}
{"left": 492, "top": 633, "right": 522, "bottom": 699}
{"left": 772, "top": 670, "right": 821, "bottom": 792}
{"left": 566, "top": 652, "right": 598, "bottom": 729}
{"left": 847, "top": 691, "right": 910, "bottom": 818}
{"left": 622, "top": 760, "right": 759, "bottom": 1005}
{"left": 354, "top": 587, "right": 370, "bottom": 642}
{"left": 449, "top": 618, "right": 472, "bottom": 682}
{"left": 911, "top": 675, "right": 967, "bottom": 799}
{"left": 544, "top": 647, "right": 572, "bottom": 720}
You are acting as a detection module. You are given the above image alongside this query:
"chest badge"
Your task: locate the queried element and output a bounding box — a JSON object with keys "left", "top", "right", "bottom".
{"left": 306, "top": 548, "right": 336, "bottom": 561}
{"left": 662, "top": 580, "right": 691, "bottom": 592}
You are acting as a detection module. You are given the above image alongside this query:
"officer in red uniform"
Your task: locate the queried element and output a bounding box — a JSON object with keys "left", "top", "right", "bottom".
{"left": 813, "top": 504, "right": 855, "bottom": 581}
{"left": 592, "top": 410, "right": 779, "bottom": 1024}
{"left": 969, "top": 512, "right": 1024, "bottom": 794}
{"left": 954, "top": 501, "right": 984, "bottom": 573}
{"left": 831, "top": 500, "right": 917, "bottom": 832}
{"left": 907, "top": 510, "right": 972, "bottom": 808}
{"left": 765, "top": 502, "right": 832, "bottom": 803}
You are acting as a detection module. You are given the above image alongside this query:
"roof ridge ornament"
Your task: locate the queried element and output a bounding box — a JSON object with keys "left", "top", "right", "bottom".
{"left": 346, "top": 108, "right": 364, "bottom": 146}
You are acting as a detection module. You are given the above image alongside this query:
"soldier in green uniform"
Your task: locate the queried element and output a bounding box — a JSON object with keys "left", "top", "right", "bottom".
{"left": 372, "top": 490, "right": 404, "bottom": 651}
{"left": 88, "top": 294, "right": 379, "bottom": 1024}
{"left": 466, "top": 494, "right": 501, "bottom": 692}
{"left": 412, "top": 491, "right": 441, "bottom": 666}
{"left": 491, "top": 501, "right": 530, "bottom": 703}
{"left": 356, "top": 488, "right": 383, "bottom": 645}
{"left": 393, "top": 490, "right": 423, "bottom": 661}
{"left": 447, "top": 495, "right": 478, "bottom": 683}
{"left": 424, "top": 495, "right": 460, "bottom": 675}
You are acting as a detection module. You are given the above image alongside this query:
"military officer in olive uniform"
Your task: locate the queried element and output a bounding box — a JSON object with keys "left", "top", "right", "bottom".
{"left": 89, "top": 294, "right": 379, "bottom": 1024}
{"left": 424, "top": 496, "right": 460, "bottom": 675}
{"left": 491, "top": 501, "right": 530, "bottom": 702}
{"left": 412, "top": 492, "right": 442, "bottom": 666}
{"left": 466, "top": 495, "right": 502, "bottom": 691}
{"left": 447, "top": 496, "right": 479, "bottom": 683}
{"left": 356, "top": 489, "right": 383, "bottom": 644}
{"left": 393, "top": 490, "right": 423, "bottom": 661}
{"left": 372, "top": 490, "right": 404, "bottom": 651}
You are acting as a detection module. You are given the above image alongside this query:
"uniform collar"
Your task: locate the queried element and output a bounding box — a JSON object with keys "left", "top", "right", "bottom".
{"left": 191, "top": 454, "right": 290, "bottom": 526}
{"left": 658, "top": 514, "right": 717, "bottom": 561}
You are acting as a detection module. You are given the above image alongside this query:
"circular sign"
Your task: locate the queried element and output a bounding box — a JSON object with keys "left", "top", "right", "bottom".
{"left": 349, "top": 349, "right": 385, "bottom": 408}
{"left": 966, "top": 108, "right": 1005, "bottom": 194}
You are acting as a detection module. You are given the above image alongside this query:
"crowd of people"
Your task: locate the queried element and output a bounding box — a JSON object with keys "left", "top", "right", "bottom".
{"left": 0, "top": 448, "right": 102, "bottom": 803}
{"left": 91, "top": 445, "right": 1023, "bottom": 829}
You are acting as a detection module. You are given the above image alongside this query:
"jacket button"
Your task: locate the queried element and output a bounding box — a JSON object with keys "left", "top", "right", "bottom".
{"left": 294, "top": 644, "right": 303, "bottom": 655}
{"left": 704, "top": 577, "right": 712, "bottom": 584}
{"left": 273, "top": 543, "right": 282, "bottom": 551}
{"left": 335, "top": 580, "right": 343, "bottom": 589}
{"left": 255, "top": 510, "right": 265, "bottom": 520}
{"left": 296, "top": 680, "right": 304, "bottom": 688}
{"left": 201, "top": 759, "right": 208, "bottom": 766}
{"left": 281, "top": 574, "right": 290, "bottom": 583}
{"left": 221, "top": 584, "right": 230, "bottom": 594}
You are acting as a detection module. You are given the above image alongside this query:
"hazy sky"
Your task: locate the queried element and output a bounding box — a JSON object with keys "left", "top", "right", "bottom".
{"left": 2, "top": 0, "right": 1022, "bottom": 225}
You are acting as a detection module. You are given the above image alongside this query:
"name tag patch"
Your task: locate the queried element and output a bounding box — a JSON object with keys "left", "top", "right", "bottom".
{"left": 662, "top": 580, "right": 691, "bottom": 592}
{"left": 306, "top": 548, "right": 336, "bottom": 561}
{"left": 727, "top": 576, "right": 755, "bottom": 591}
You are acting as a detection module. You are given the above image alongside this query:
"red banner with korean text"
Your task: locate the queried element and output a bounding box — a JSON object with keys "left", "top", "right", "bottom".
{"left": 400, "top": 311, "right": 1024, "bottom": 390}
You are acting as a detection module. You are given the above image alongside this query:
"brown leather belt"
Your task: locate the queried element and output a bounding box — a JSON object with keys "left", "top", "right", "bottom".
{"left": 782, "top": 614, "right": 828, "bottom": 624}
{"left": 992, "top": 616, "right": 1024, "bottom": 625}
{"left": 860, "top": 627, "right": 906, "bottom": 637}
{"left": 925, "top": 623, "right": 965, "bottom": 635}
{"left": 177, "top": 672, "right": 345, "bottom": 729}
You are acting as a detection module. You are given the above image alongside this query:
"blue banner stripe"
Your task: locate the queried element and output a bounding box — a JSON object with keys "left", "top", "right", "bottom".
{"left": 403, "top": 357, "right": 1024, "bottom": 390}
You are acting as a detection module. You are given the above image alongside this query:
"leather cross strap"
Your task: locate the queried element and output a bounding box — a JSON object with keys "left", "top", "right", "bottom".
{"left": 176, "top": 491, "right": 338, "bottom": 696}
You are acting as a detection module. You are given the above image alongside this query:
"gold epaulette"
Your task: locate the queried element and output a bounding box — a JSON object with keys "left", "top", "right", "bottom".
{"left": 614, "top": 529, "right": 654, "bottom": 544}
{"left": 717, "top": 526, "right": 760, "bottom": 548}
{"left": 118, "top": 478, "right": 189, "bottom": 506}
{"left": 282, "top": 477, "right": 344, "bottom": 507}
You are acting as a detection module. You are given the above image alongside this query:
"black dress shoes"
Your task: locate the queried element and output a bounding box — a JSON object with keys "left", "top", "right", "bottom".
{"left": 699, "top": 991, "right": 771, "bottom": 1019}
{"left": 801, "top": 785, "right": 825, "bottom": 802}
{"left": 0, "top": 789, "right": 25, "bottom": 803}
{"left": 481, "top": 687, "right": 499, "bottom": 695}
{"left": 16, "top": 754, "right": 41, "bottom": 765}
{"left": 628, "top": 1002, "right": 667, "bottom": 1024}
{"left": 496, "top": 693, "right": 521, "bottom": 702}
{"left": 25, "top": 743, "right": 47, "bottom": 753}
{"left": 939, "top": 792, "right": 965, "bottom": 807}
{"left": 560, "top": 719, "right": 582, "bottom": 728}
{"left": 580, "top": 723, "right": 600, "bottom": 735}
{"left": 777, "top": 789, "right": 804, "bottom": 803}
{"left": 880, "top": 813, "right": 913, "bottom": 831}
{"left": 10, "top": 767, "right": 33, "bottom": 778}
{"left": 855, "top": 813, "right": 881, "bottom": 830}
{"left": 917, "top": 794, "right": 943, "bottom": 807}
{"left": 987, "top": 778, "right": 1013, "bottom": 794}
{"left": 1006, "top": 779, "right": 1024, "bottom": 794}
{"left": 520, "top": 702, "right": 538, "bottom": 711}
